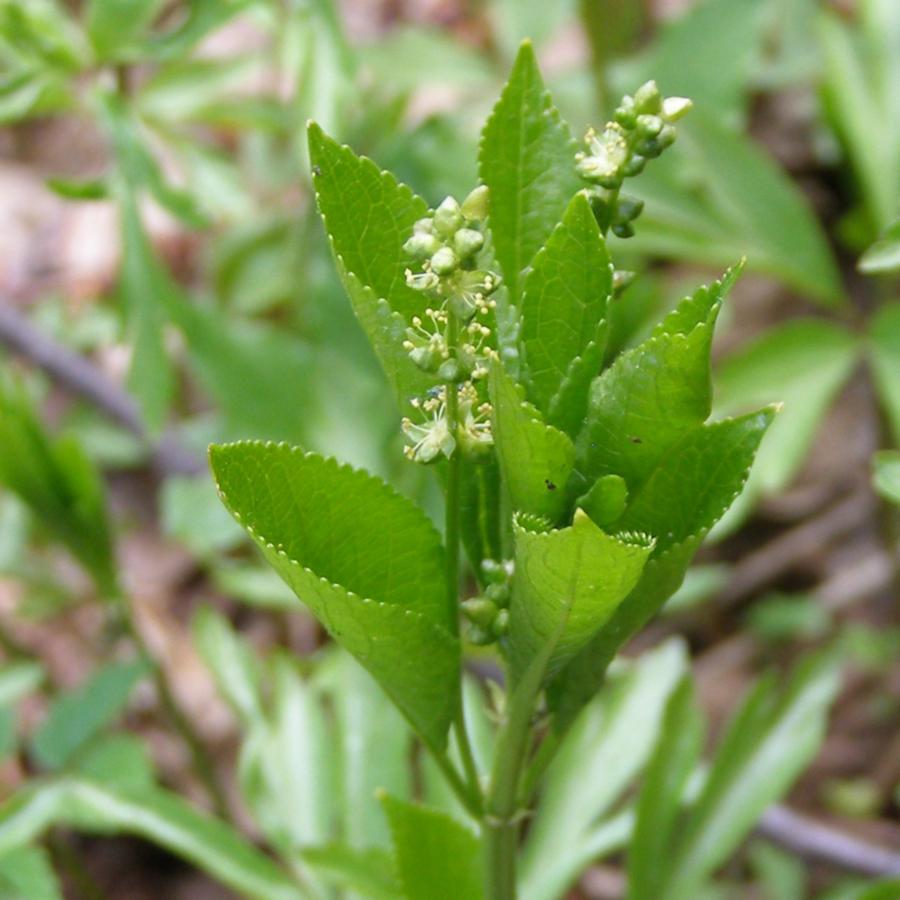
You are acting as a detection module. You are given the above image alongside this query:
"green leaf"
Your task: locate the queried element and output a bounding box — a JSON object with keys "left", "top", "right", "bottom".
{"left": 616, "top": 408, "right": 778, "bottom": 552}
{"left": 872, "top": 450, "right": 900, "bottom": 505}
{"left": 575, "top": 270, "right": 732, "bottom": 495}
{"left": 478, "top": 41, "right": 581, "bottom": 300}
{"left": 748, "top": 841, "right": 807, "bottom": 900}
{"left": 576, "top": 474, "right": 628, "bottom": 528}
{"left": 520, "top": 640, "right": 688, "bottom": 900}
{"left": 162, "top": 475, "right": 244, "bottom": 556}
{"left": 613, "top": 0, "right": 766, "bottom": 124}
{"left": 627, "top": 676, "right": 704, "bottom": 900}
{"left": 519, "top": 191, "right": 612, "bottom": 421}
{"left": 210, "top": 442, "right": 459, "bottom": 750}
{"left": 86, "top": 0, "right": 164, "bottom": 62}
{"left": 0, "top": 383, "right": 117, "bottom": 595}
{"left": 30, "top": 659, "right": 149, "bottom": 770}
{"left": 308, "top": 123, "right": 434, "bottom": 404}
{"left": 489, "top": 357, "right": 575, "bottom": 523}
{"left": 660, "top": 653, "right": 840, "bottom": 900}
{"left": 0, "top": 846, "right": 62, "bottom": 900}
{"left": 627, "top": 115, "right": 843, "bottom": 306}
{"left": 0, "top": 779, "right": 304, "bottom": 900}
{"left": 380, "top": 794, "right": 483, "bottom": 900}
{"left": 860, "top": 218, "right": 900, "bottom": 273}
{"left": 869, "top": 302, "right": 900, "bottom": 443}
{"left": 70, "top": 733, "right": 155, "bottom": 792}
{"left": 331, "top": 652, "right": 410, "bottom": 849}
{"left": 714, "top": 319, "right": 858, "bottom": 532}
{"left": 552, "top": 408, "right": 774, "bottom": 728}
{"left": 300, "top": 843, "right": 400, "bottom": 900}
{"left": 509, "top": 510, "right": 653, "bottom": 683}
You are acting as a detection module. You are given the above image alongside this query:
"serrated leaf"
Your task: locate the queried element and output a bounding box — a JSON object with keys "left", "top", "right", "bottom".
{"left": 380, "top": 794, "right": 483, "bottom": 900}
{"left": 519, "top": 192, "right": 612, "bottom": 418}
{"left": 660, "top": 653, "right": 840, "bottom": 900}
{"left": 616, "top": 408, "right": 778, "bottom": 552}
{"left": 489, "top": 356, "right": 575, "bottom": 523}
{"left": 308, "top": 123, "right": 428, "bottom": 323}
{"left": 0, "top": 780, "right": 303, "bottom": 900}
{"left": 478, "top": 41, "right": 581, "bottom": 300}
{"left": 546, "top": 334, "right": 608, "bottom": 439}
{"left": 551, "top": 409, "right": 774, "bottom": 728}
{"left": 576, "top": 474, "right": 628, "bottom": 528}
{"left": 627, "top": 676, "right": 704, "bottom": 900}
{"left": 510, "top": 510, "right": 652, "bottom": 684}
{"left": 869, "top": 302, "right": 900, "bottom": 443}
{"left": 30, "top": 659, "right": 149, "bottom": 771}
{"left": 210, "top": 443, "right": 459, "bottom": 749}
{"left": 574, "top": 271, "right": 731, "bottom": 495}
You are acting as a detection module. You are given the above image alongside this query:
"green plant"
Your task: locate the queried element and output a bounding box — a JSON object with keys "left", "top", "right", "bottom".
{"left": 204, "top": 43, "right": 840, "bottom": 899}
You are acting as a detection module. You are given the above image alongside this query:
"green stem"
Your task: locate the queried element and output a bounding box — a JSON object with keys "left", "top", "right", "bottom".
{"left": 431, "top": 745, "right": 483, "bottom": 819}
{"left": 518, "top": 729, "right": 560, "bottom": 807}
{"left": 484, "top": 661, "right": 545, "bottom": 899}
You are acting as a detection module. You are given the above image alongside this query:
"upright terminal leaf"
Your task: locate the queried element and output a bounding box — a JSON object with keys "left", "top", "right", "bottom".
{"left": 489, "top": 357, "right": 575, "bottom": 523}
{"left": 660, "top": 653, "right": 840, "bottom": 900}
{"left": 479, "top": 41, "right": 581, "bottom": 300}
{"left": 627, "top": 677, "right": 704, "bottom": 900}
{"left": 380, "top": 794, "right": 483, "bottom": 900}
{"left": 210, "top": 443, "right": 459, "bottom": 749}
{"left": 519, "top": 192, "right": 613, "bottom": 428}
{"left": 574, "top": 269, "right": 735, "bottom": 496}
{"left": 509, "top": 511, "right": 652, "bottom": 683}
{"left": 308, "top": 124, "right": 434, "bottom": 404}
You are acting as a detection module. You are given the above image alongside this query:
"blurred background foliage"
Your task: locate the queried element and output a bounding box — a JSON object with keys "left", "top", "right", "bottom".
{"left": 0, "top": 0, "right": 897, "bottom": 898}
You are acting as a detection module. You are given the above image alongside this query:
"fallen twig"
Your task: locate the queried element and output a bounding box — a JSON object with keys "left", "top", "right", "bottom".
{"left": 0, "top": 303, "right": 203, "bottom": 475}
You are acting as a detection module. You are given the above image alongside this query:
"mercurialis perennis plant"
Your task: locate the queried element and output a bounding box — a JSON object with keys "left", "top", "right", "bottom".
{"left": 209, "top": 42, "right": 799, "bottom": 900}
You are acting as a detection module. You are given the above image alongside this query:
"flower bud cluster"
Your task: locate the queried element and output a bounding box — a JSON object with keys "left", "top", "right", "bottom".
{"left": 462, "top": 558, "right": 514, "bottom": 646}
{"left": 576, "top": 80, "right": 692, "bottom": 239}
{"left": 400, "top": 186, "right": 502, "bottom": 465}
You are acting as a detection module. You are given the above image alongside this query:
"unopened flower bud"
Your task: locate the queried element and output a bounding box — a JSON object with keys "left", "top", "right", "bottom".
{"left": 615, "top": 193, "right": 644, "bottom": 222}
{"left": 614, "top": 96, "right": 637, "bottom": 129}
{"left": 461, "top": 184, "right": 489, "bottom": 221}
{"left": 636, "top": 114, "right": 663, "bottom": 138}
{"left": 662, "top": 96, "right": 693, "bottom": 121}
{"left": 437, "top": 358, "right": 464, "bottom": 382}
{"left": 462, "top": 597, "right": 499, "bottom": 628}
{"left": 492, "top": 608, "right": 510, "bottom": 638}
{"left": 623, "top": 154, "right": 646, "bottom": 177}
{"left": 413, "top": 217, "right": 434, "bottom": 234}
{"left": 485, "top": 582, "right": 510, "bottom": 608}
{"left": 612, "top": 221, "right": 635, "bottom": 239}
{"left": 613, "top": 269, "right": 636, "bottom": 293}
{"left": 633, "top": 80, "right": 661, "bottom": 114}
{"left": 656, "top": 124, "right": 677, "bottom": 150}
{"left": 433, "top": 196, "right": 463, "bottom": 238}
{"left": 453, "top": 228, "right": 484, "bottom": 259}
{"left": 403, "top": 232, "right": 441, "bottom": 260}
{"left": 430, "top": 246, "right": 458, "bottom": 275}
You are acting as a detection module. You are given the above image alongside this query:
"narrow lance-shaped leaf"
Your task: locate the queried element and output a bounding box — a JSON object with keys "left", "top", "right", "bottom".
{"left": 660, "top": 652, "right": 840, "bottom": 900}
{"left": 0, "top": 779, "right": 303, "bottom": 900}
{"left": 519, "top": 191, "right": 612, "bottom": 425}
{"left": 479, "top": 41, "right": 581, "bottom": 300}
{"left": 210, "top": 442, "right": 459, "bottom": 750}
{"left": 509, "top": 511, "right": 653, "bottom": 684}
{"left": 489, "top": 356, "right": 575, "bottom": 524}
{"left": 627, "top": 676, "right": 704, "bottom": 900}
{"left": 380, "top": 794, "right": 483, "bottom": 900}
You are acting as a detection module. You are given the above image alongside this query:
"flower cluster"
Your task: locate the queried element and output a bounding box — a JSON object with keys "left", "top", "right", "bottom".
{"left": 400, "top": 186, "right": 501, "bottom": 464}
{"left": 577, "top": 80, "right": 692, "bottom": 239}
{"left": 461, "top": 558, "right": 514, "bottom": 646}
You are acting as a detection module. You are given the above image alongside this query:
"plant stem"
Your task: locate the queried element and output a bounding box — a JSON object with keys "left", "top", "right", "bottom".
{"left": 518, "top": 729, "right": 560, "bottom": 807}
{"left": 431, "top": 744, "right": 483, "bottom": 819}
{"left": 484, "top": 661, "right": 545, "bottom": 899}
